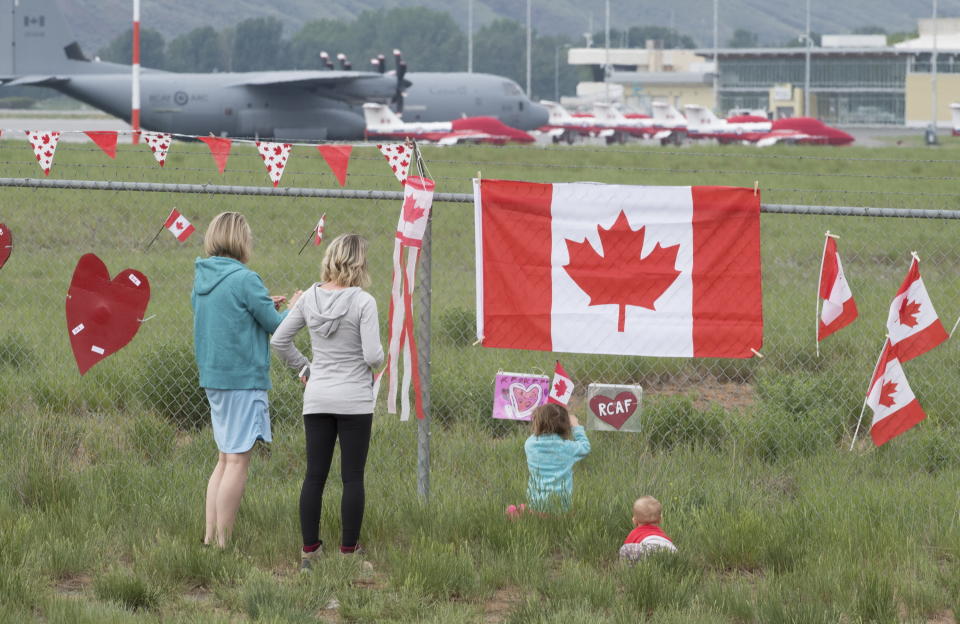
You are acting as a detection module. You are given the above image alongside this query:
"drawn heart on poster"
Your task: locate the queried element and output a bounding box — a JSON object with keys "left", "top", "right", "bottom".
{"left": 510, "top": 383, "right": 543, "bottom": 418}
{"left": 589, "top": 392, "right": 638, "bottom": 430}
{"left": 65, "top": 253, "right": 151, "bottom": 375}
{"left": 0, "top": 223, "right": 11, "bottom": 270}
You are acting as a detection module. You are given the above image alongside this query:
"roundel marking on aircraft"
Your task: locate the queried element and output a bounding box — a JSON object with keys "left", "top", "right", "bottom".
{"left": 174, "top": 91, "right": 189, "bottom": 106}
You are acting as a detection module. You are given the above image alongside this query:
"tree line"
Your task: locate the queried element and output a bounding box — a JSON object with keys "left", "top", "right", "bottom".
{"left": 95, "top": 7, "right": 697, "bottom": 101}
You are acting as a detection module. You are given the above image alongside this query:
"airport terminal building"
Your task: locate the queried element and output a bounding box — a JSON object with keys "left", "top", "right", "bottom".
{"left": 567, "top": 18, "right": 960, "bottom": 127}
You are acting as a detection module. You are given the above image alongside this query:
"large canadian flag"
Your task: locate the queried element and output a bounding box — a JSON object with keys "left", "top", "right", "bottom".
{"left": 886, "top": 256, "right": 948, "bottom": 362}
{"left": 817, "top": 235, "right": 857, "bottom": 341}
{"left": 866, "top": 340, "right": 926, "bottom": 446}
{"left": 474, "top": 180, "right": 763, "bottom": 358}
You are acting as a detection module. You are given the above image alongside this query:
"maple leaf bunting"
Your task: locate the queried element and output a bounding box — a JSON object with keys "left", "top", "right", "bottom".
{"left": 866, "top": 340, "right": 926, "bottom": 446}
{"left": 886, "top": 256, "right": 947, "bottom": 362}
{"left": 474, "top": 180, "right": 763, "bottom": 358}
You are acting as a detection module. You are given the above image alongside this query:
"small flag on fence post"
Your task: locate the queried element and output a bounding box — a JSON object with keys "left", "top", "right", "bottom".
{"left": 548, "top": 361, "right": 574, "bottom": 406}
{"left": 314, "top": 213, "right": 326, "bottom": 246}
{"left": 816, "top": 232, "right": 857, "bottom": 350}
{"left": 164, "top": 208, "right": 195, "bottom": 242}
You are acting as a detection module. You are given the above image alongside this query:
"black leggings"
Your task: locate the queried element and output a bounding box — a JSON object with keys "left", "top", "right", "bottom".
{"left": 300, "top": 413, "right": 373, "bottom": 548}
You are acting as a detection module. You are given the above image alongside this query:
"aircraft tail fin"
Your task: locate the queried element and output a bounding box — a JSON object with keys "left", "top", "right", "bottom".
{"left": 951, "top": 103, "right": 960, "bottom": 132}
{"left": 683, "top": 104, "right": 718, "bottom": 128}
{"left": 651, "top": 102, "right": 686, "bottom": 124}
{"left": 539, "top": 100, "right": 572, "bottom": 124}
{"left": 362, "top": 102, "right": 402, "bottom": 129}
{"left": 591, "top": 102, "right": 623, "bottom": 123}
{"left": 0, "top": 0, "right": 125, "bottom": 76}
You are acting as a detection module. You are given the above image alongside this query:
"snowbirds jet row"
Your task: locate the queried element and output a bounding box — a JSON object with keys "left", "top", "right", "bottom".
{"left": 0, "top": 0, "right": 548, "bottom": 141}
{"left": 362, "top": 103, "right": 535, "bottom": 145}
{"left": 538, "top": 100, "right": 686, "bottom": 145}
{"left": 683, "top": 105, "right": 854, "bottom": 146}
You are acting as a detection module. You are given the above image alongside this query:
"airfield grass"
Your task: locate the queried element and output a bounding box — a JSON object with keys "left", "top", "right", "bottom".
{"left": 2, "top": 138, "right": 960, "bottom": 621}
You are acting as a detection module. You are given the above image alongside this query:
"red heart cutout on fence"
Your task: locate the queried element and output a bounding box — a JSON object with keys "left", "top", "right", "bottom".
{"left": 510, "top": 383, "right": 543, "bottom": 415}
{"left": 65, "top": 253, "right": 151, "bottom": 375}
{"left": 0, "top": 223, "right": 11, "bottom": 269}
{"left": 589, "top": 392, "right": 638, "bottom": 430}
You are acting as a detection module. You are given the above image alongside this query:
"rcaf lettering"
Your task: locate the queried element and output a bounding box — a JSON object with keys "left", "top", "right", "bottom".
{"left": 597, "top": 397, "right": 634, "bottom": 417}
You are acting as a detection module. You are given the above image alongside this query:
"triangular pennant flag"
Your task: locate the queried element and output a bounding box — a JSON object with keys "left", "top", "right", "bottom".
{"left": 256, "top": 141, "right": 292, "bottom": 186}
{"left": 198, "top": 136, "right": 232, "bottom": 174}
{"left": 142, "top": 131, "right": 172, "bottom": 166}
{"left": 314, "top": 213, "right": 326, "bottom": 245}
{"left": 548, "top": 361, "right": 574, "bottom": 405}
{"left": 866, "top": 340, "right": 926, "bottom": 446}
{"left": 317, "top": 145, "right": 352, "bottom": 186}
{"left": 886, "top": 255, "right": 948, "bottom": 362}
{"left": 163, "top": 208, "right": 195, "bottom": 242}
{"left": 817, "top": 234, "right": 857, "bottom": 342}
{"left": 84, "top": 131, "right": 118, "bottom": 159}
{"left": 26, "top": 130, "right": 61, "bottom": 176}
{"left": 377, "top": 143, "right": 411, "bottom": 184}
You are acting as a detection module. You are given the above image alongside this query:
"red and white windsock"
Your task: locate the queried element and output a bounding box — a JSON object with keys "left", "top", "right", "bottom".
{"left": 164, "top": 208, "right": 195, "bottom": 242}
{"left": 547, "top": 361, "right": 574, "bottom": 405}
{"left": 817, "top": 233, "right": 857, "bottom": 345}
{"left": 866, "top": 340, "right": 926, "bottom": 446}
{"left": 314, "top": 213, "right": 326, "bottom": 246}
{"left": 131, "top": 0, "right": 141, "bottom": 145}
{"left": 886, "top": 255, "right": 948, "bottom": 362}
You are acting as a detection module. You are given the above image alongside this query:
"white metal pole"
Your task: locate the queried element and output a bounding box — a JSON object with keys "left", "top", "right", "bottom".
{"left": 804, "top": 0, "right": 811, "bottom": 116}
{"left": 131, "top": 0, "right": 141, "bottom": 144}
{"left": 554, "top": 45, "right": 559, "bottom": 102}
{"left": 713, "top": 0, "right": 719, "bottom": 112}
{"left": 932, "top": 0, "right": 939, "bottom": 129}
{"left": 604, "top": 0, "right": 610, "bottom": 103}
{"left": 526, "top": 0, "right": 532, "bottom": 97}
{"left": 467, "top": 0, "right": 473, "bottom": 73}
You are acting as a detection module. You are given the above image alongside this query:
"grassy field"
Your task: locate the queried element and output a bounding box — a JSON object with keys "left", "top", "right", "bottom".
{"left": 3, "top": 138, "right": 960, "bottom": 621}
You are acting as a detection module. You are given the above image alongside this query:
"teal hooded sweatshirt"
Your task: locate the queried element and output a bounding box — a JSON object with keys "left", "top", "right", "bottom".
{"left": 192, "top": 256, "right": 287, "bottom": 390}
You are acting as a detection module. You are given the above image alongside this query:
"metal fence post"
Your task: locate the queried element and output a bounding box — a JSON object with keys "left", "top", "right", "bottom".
{"left": 415, "top": 208, "right": 433, "bottom": 502}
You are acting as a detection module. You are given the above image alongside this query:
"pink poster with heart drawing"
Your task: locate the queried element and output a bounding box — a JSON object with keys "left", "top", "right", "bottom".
{"left": 492, "top": 372, "right": 550, "bottom": 421}
{"left": 586, "top": 383, "right": 643, "bottom": 432}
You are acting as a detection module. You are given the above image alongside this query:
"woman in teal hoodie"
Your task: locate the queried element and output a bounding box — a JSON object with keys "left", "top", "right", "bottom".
{"left": 192, "top": 212, "right": 301, "bottom": 548}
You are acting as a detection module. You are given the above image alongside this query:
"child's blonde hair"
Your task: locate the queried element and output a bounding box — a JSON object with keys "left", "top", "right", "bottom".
{"left": 531, "top": 403, "right": 572, "bottom": 438}
{"left": 321, "top": 233, "right": 370, "bottom": 288}
{"left": 204, "top": 212, "right": 252, "bottom": 263}
{"left": 632, "top": 496, "right": 662, "bottom": 525}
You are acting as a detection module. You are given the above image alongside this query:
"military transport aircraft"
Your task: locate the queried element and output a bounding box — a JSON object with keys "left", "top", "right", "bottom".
{"left": 0, "top": 0, "right": 548, "bottom": 140}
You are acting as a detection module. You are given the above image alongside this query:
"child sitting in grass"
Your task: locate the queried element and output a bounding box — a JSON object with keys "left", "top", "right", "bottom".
{"left": 618, "top": 496, "right": 677, "bottom": 562}
{"left": 507, "top": 403, "right": 591, "bottom": 517}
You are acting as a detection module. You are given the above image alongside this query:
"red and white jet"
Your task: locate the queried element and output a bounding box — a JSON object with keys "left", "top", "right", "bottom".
{"left": 683, "top": 104, "right": 854, "bottom": 146}
{"left": 362, "top": 103, "right": 534, "bottom": 145}
{"left": 537, "top": 100, "right": 615, "bottom": 143}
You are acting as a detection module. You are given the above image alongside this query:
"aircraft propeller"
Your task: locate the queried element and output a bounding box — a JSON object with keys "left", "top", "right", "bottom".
{"left": 319, "top": 51, "right": 334, "bottom": 70}
{"left": 337, "top": 53, "right": 352, "bottom": 71}
{"left": 392, "top": 49, "right": 407, "bottom": 114}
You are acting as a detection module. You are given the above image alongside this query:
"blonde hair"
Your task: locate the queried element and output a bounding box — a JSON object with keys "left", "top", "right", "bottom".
{"left": 632, "top": 496, "right": 663, "bottom": 525}
{"left": 204, "top": 212, "right": 252, "bottom": 263}
{"left": 321, "top": 234, "right": 370, "bottom": 287}
{"left": 531, "top": 403, "right": 572, "bottom": 438}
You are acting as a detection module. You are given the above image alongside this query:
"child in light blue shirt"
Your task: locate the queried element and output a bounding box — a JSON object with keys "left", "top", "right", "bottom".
{"left": 522, "top": 403, "right": 591, "bottom": 513}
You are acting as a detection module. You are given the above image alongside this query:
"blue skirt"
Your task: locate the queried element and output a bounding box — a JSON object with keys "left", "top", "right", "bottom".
{"left": 205, "top": 388, "right": 272, "bottom": 453}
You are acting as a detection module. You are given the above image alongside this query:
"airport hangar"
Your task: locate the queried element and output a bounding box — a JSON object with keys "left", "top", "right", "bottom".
{"left": 565, "top": 19, "right": 960, "bottom": 128}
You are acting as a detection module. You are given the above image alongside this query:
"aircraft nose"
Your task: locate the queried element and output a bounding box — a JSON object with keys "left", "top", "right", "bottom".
{"left": 528, "top": 101, "right": 549, "bottom": 128}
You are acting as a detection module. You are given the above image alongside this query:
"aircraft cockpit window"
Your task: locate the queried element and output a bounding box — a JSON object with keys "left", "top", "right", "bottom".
{"left": 518, "top": 102, "right": 524, "bottom": 111}
{"left": 501, "top": 81, "right": 523, "bottom": 96}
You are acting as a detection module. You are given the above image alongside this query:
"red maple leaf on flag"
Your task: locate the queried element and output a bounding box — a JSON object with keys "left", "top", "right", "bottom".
{"left": 879, "top": 380, "right": 898, "bottom": 408}
{"left": 401, "top": 195, "right": 425, "bottom": 223}
{"left": 553, "top": 379, "right": 567, "bottom": 398}
{"left": 563, "top": 210, "right": 681, "bottom": 332}
{"left": 898, "top": 299, "right": 921, "bottom": 327}
{"left": 174, "top": 221, "right": 184, "bottom": 231}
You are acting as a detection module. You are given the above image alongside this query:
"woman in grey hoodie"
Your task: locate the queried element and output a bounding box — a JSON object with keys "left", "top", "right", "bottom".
{"left": 270, "top": 234, "right": 384, "bottom": 570}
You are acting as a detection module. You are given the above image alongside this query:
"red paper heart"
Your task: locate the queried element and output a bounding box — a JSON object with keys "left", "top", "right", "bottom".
{"left": 0, "top": 223, "right": 12, "bottom": 269}
{"left": 589, "top": 392, "right": 638, "bottom": 430}
{"left": 65, "top": 253, "right": 150, "bottom": 375}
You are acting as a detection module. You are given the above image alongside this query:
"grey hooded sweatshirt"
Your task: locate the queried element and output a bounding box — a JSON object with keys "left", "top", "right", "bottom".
{"left": 270, "top": 284, "right": 384, "bottom": 415}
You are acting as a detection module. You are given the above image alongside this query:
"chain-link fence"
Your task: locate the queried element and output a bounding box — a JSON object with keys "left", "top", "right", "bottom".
{"left": 2, "top": 137, "right": 960, "bottom": 497}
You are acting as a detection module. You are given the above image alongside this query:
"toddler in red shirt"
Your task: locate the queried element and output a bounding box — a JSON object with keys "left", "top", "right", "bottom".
{"left": 618, "top": 496, "right": 677, "bottom": 562}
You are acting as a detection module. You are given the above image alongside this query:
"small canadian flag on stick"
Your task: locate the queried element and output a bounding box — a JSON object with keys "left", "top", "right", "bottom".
{"left": 314, "top": 213, "right": 326, "bottom": 246}
{"left": 548, "top": 361, "right": 574, "bottom": 406}
{"left": 866, "top": 340, "right": 926, "bottom": 446}
{"left": 164, "top": 208, "right": 195, "bottom": 242}
{"left": 816, "top": 232, "right": 857, "bottom": 350}
{"left": 886, "top": 254, "right": 948, "bottom": 362}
